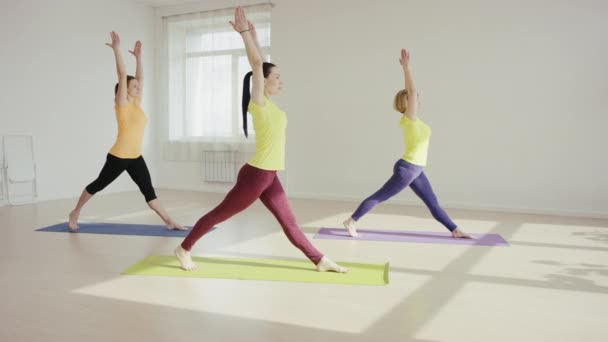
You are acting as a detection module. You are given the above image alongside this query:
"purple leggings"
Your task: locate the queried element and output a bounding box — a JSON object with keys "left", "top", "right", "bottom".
{"left": 351, "top": 159, "right": 457, "bottom": 231}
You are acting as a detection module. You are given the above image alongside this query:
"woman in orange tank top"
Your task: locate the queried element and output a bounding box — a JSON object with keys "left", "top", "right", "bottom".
{"left": 67, "top": 31, "right": 185, "bottom": 232}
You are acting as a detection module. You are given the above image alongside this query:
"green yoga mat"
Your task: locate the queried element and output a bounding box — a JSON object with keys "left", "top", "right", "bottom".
{"left": 121, "top": 255, "right": 389, "bottom": 286}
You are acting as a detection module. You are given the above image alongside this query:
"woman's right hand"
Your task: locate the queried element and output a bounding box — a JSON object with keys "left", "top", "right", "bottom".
{"left": 129, "top": 40, "right": 142, "bottom": 58}
{"left": 105, "top": 31, "right": 120, "bottom": 50}
{"left": 399, "top": 48, "right": 410, "bottom": 69}
{"left": 248, "top": 20, "right": 258, "bottom": 41}
{"left": 229, "top": 6, "right": 250, "bottom": 33}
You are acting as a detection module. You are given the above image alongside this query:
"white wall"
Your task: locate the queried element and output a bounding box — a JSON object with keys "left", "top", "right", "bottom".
{"left": 5, "top": 0, "right": 604, "bottom": 217}
{"left": 153, "top": 0, "right": 608, "bottom": 218}
{"left": 0, "top": 0, "right": 156, "bottom": 203}
{"left": 276, "top": 0, "right": 608, "bottom": 218}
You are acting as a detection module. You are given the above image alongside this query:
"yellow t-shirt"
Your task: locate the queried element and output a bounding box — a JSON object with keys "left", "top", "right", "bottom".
{"left": 109, "top": 99, "right": 147, "bottom": 159}
{"left": 400, "top": 115, "right": 431, "bottom": 166}
{"left": 247, "top": 97, "right": 287, "bottom": 171}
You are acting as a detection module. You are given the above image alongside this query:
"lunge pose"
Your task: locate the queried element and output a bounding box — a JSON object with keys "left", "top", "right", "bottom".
{"left": 174, "top": 7, "right": 348, "bottom": 272}
{"left": 68, "top": 32, "right": 184, "bottom": 232}
{"left": 343, "top": 49, "right": 471, "bottom": 239}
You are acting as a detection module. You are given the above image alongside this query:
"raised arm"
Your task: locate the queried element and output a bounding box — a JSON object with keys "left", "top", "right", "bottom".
{"left": 248, "top": 20, "right": 265, "bottom": 62}
{"left": 106, "top": 31, "right": 127, "bottom": 107}
{"left": 400, "top": 48, "right": 418, "bottom": 119}
{"left": 230, "top": 6, "right": 264, "bottom": 106}
{"left": 129, "top": 40, "right": 143, "bottom": 102}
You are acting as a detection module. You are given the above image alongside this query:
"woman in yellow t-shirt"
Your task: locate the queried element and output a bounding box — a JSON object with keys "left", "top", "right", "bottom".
{"left": 175, "top": 7, "right": 347, "bottom": 273}
{"left": 67, "top": 32, "right": 184, "bottom": 232}
{"left": 343, "top": 49, "right": 472, "bottom": 239}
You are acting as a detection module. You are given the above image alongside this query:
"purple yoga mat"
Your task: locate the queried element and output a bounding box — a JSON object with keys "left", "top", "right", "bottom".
{"left": 314, "top": 228, "right": 508, "bottom": 246}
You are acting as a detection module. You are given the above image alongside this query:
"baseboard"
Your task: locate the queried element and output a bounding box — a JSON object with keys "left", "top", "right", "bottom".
{"left": 286, "top": 192, "right": 608, "bottom": 220}
{"left": 156, "top": 183, "right": 232, "bottom": 193}
{"left": 152, "top": 185, "right": 608, "bottom": 220}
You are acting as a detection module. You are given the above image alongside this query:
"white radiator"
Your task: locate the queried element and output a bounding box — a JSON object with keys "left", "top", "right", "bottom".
{"left": 201, "top": 151, "right": 238, "bottom": 183}
{"left": 201, "top": 150, "right": 256, "bottom": 183}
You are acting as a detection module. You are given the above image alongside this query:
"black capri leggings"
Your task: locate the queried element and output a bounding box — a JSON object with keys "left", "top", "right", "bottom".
{"left": 85, "top": 154, "right": 157, "bottom": 202}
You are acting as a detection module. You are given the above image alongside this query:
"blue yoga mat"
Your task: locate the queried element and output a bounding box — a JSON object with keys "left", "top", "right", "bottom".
{"left": 35, "top": 222, "right": 209, "bottom": 237}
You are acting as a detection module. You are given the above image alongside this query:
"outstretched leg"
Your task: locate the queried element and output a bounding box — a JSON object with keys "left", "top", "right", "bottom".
{"left": 175, "top": 164, "right": 275, "bottom": 270}
{"left": 345, "top": 160, "right": 422, "bottom": 237}
{"left": 410, "top": 171, "right": 471, "bottom": 238}
{"left": 260, "top": 175, "right": 347, "bottom": 273}
{"left": 69, "top": 154, "right": 128, "bottom": 230}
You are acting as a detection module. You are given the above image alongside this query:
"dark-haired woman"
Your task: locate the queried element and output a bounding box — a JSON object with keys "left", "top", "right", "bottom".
{"left": 174, "top": 7, "right": 347, "bottom": 273}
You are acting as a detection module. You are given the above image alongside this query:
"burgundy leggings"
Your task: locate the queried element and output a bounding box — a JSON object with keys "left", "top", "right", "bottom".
{"left": 181, "top": 163, "right": 324, "bottom": 264}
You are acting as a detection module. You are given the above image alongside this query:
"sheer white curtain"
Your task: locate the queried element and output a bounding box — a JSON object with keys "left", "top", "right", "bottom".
{"left": 160, "top": 4, "right": 271, "bottom": 162}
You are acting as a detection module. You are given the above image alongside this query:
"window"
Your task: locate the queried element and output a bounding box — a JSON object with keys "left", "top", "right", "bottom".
{"left": 164, "top": 5, "right": 271, "bottom": 142}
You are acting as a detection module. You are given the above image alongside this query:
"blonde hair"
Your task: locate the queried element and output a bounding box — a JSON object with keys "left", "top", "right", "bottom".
{"left": 393, "top": 89, "right": 409, "bottom": 114}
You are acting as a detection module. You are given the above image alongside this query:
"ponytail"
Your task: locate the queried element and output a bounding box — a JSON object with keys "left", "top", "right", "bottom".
{"left": 241, "top": 62, "right": 276, "bottom": 137}
{"left": 241, "top": 71, "right": 254, "bottom": 137}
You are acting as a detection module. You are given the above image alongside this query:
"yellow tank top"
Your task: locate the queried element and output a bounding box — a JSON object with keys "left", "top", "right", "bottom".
{"left": 109, "top": 99, "right": 147, "bottom": 159}
{"left": 247, "top": 97, "right": 286, "bottom": 171}
{"left": 400, "top": 115, "right": 431, "bottom": 166}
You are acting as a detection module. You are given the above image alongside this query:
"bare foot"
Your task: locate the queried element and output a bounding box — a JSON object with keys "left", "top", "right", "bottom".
{"left": 167, "top": 221, "right": 188, "bottom": 231}
{"left": 343, "top": 217, "right": 359, "bottom": 237}
{"left": 316, "top": 256, "right": 349, "bottom": 273}
{"left": 174, "top": 246, "right": 198, "bottom": 271}
{"left": 452, "top": 228, "right": 474, "bottom": 239}
{"left": 68, "top": 210, "right": 80, "bottom": 231}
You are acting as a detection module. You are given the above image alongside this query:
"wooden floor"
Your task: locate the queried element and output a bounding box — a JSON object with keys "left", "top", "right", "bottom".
{"left": 1, "top": 190, "right": 607, "bottom": 342}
